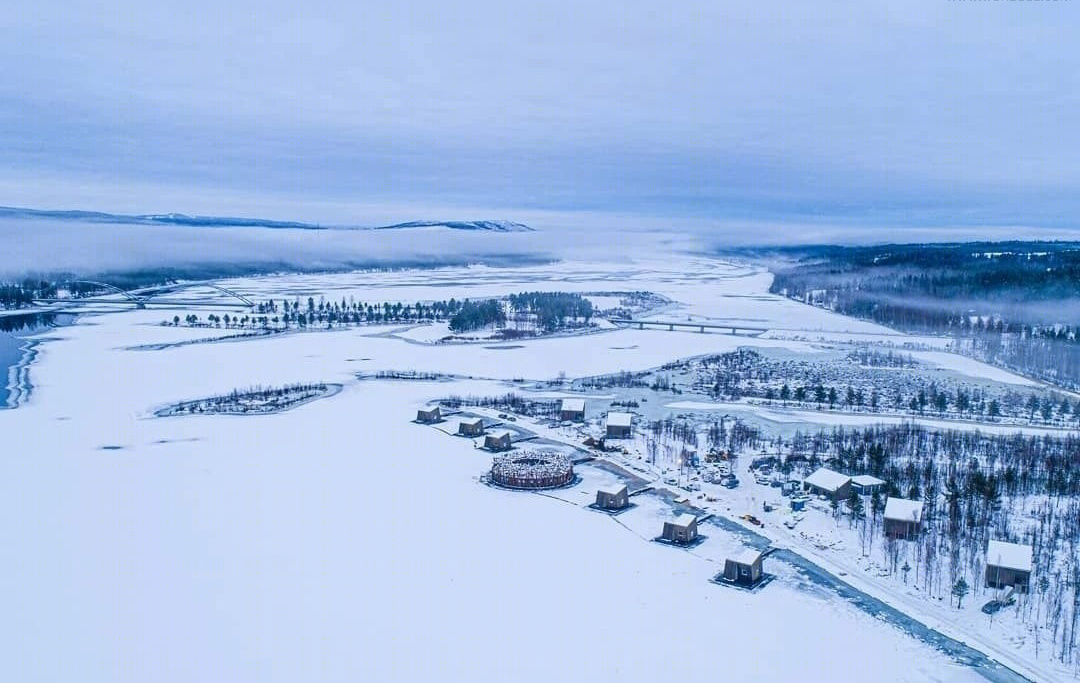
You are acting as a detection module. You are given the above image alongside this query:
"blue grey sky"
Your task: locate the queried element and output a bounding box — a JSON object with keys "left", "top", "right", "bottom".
{"left": 1, "top": 0, "right": 1077, "bottom": 233}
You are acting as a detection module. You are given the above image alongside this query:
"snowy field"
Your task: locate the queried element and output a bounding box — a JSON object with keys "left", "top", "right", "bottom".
{"left": 1, "top": 254, "right": 1057, "bottom": 682}
{"left": 665, "top": 401, "right": 1079, "bottom": 437}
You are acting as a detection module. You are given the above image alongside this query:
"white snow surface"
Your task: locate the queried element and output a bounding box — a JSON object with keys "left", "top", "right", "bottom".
{"left": 606, "top": 411, "right": 633, "bottom": 427}
{"left": 987, "top": 540, "right": 1034, "bottom": 573}
{"left": 906, "top": 350, "right": 1040, "bottom": 388}
{"left": 596, "top": 483, "right": 628, "bottom": 496}
{"left": 731, "top": 548, "right": 764, "bottom": 565}
{"left": 671, "top": 513, "right": 698, "bottom": 527}
{"left": 0, "top": 256, "right": 1006, "bottom": 682}
{"left": 884, "top": 497, "right": 925, "bottom": 523}
{"left": 559, "top": 397, "right": 585, "bottom": 412}
{"left": 803, "top": 467, "right": 851, "bottom": 492}
{"left": 852, "top": 474, "right": 885, "bottom": 487}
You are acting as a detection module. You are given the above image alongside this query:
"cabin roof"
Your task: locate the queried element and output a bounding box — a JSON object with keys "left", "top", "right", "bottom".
{"left": 884, "top": 497, "right": 924, "bottom": 523}
{"left": 852, "top": 474, "right": 885, "bottom": 487}
{"left": 803, "top": 467, "right": 850, "bottom": 492}
{"left": 606, "top": 412, "right": 633, "bottom": 427}
{"left": 987, "top": 540, "right": 1033, "bottom": 572}
{"left": 597, "top": 483, "right": 628, "bottom": 496}
{"left": 671, "top": 513, "right": 696, "bottom": 527}
{"left": 730, "top": 549, "right": 763, "bottom": 565}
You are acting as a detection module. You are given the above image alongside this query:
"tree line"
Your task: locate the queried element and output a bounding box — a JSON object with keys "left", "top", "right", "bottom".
{"left": 170, "top": 291, "right": 595, "bottom": 336}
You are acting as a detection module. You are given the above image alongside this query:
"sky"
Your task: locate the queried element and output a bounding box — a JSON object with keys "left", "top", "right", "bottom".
{"left": 0, "top": 0, "right": 1078, "bottom": 236}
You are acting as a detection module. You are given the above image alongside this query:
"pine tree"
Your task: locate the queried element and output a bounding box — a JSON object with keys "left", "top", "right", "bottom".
{"left": 952, "top": 577, "right": 969, "bottom": 608}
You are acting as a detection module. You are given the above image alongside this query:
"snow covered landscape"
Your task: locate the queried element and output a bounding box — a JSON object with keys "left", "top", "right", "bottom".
{"left": 4, "top": 3, "right": 1077, "bottom": 681}
{"left": 2, "top": 252, "right": 1075, "bottom": 682}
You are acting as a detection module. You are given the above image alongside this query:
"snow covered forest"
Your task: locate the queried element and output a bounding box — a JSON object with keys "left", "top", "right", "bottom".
{"left": 757, "top": 242, "right": 1080, "bottom": 390}
{"left": 639, "top": 410, "right": 1080, "bottom": 667}
{"left": 680, "top": 349, "right": 1080, "bottom": 427}
{"left": 789, "top": 423, "right": 1080, "bottom": 666}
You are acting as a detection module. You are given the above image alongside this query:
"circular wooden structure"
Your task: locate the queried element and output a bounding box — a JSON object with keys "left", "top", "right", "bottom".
{"left": 490, "top": 451, "right": 574, "bottom": 489}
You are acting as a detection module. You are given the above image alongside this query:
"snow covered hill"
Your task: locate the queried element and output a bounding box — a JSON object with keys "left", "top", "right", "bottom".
{"left": 374, "top": 220, "right": 533, "bottom": 232}
{"left": 0, "top": 206, "right": 322, "bottom": 229}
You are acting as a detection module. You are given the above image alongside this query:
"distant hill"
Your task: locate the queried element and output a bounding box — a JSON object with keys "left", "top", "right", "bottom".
{"left": 0, "top": 206, "right": 323, "bottom": 230}
{"left": 374, "top": 220, "right": 533, "bottom": 232}
{"left": 0, "top": 207, "right": 534, "bottom": 233}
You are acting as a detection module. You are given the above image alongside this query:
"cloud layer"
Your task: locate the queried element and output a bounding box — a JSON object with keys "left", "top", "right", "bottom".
{"left": 0, "top": 1, "right": 1077, "bottom": 232}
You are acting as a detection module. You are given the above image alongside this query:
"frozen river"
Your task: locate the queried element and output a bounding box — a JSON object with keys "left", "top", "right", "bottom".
{"left": 0, "top": 257, "right": 1053, "bottom": 682}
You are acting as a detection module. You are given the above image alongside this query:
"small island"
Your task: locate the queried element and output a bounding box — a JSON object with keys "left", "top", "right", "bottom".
{"left": 155, "top": 383, "right": 340, "bottom": 417}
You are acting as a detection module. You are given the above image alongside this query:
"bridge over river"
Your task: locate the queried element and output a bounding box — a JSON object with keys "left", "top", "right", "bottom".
{"left": 609, "top": 317, "right": 769, "bottom": 336}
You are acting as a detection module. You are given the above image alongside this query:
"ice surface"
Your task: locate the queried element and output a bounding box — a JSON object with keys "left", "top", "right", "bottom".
{"left": 0, "top": 255, "right": 1019, "bottom": 682}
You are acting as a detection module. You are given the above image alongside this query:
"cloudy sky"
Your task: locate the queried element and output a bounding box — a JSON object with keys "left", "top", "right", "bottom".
{"left": 1, "top": 1, "right": 1077, "bottom": 234}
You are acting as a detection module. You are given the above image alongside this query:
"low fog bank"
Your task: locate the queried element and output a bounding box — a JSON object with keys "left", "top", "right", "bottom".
{"left": 5, "top": 208, "right": 1078, "bottom": 283}
{"left": 0, "top": 212, "right": 725, "bottom": 281}
{"left": 0, "top": 217, "right": 556, "bottom": 280}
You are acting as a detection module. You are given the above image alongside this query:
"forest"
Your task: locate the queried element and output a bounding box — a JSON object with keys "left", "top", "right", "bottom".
{"left": 647, "top": 413, "right": 1080, "bottom": 668}
{"left": 0, "top": 280, "right": 58, "bottom": 308}
{"left": 744, "top": 242, "right": 1080, "bottom": 389}
{"left": 683, "top": 348, "right": 1079, "bottom": 428}
{"left": 785, "top": 423, "right": 1080, "bottom": 667}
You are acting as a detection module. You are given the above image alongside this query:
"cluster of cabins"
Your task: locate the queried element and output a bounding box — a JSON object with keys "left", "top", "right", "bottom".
{"left": 423, "top": 402, "right": 1035, "bottom": 596}
{"left": 656, "top": 513, "right": 766, "bottom": 588}
{"left": 455, "top": 417, "right": 515, "bottom": 451}
{"left": 802, "top": 467, "right": 923, "bottom": 539}
{"left": 802, "top": 466, "right": 1035, "bottom": 593}
{"left": 418, "top": 398, "right": 637, "bottom": 443}
{"left": 557, "top": 398, "right": 635, "bottom": 440}
{"left": 415, "top": 408, "right": 516, "bottom": 451}
{"left": 595, "top": 481, "right": 768, "bottom": 588}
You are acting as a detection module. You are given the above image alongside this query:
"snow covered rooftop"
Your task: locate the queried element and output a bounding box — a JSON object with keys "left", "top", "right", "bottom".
{"left": 731, "top": 549, "right": 762, "bottom": 565}
{"left": 560, "top": 398, "right": 585, "bottom": 412}
{"left": 803, "top": 467, "right": 850, "bottom": 492}
{"left": 672, "top": 513, "right": 696, "bottom": 527}
{"left": 597, "top": 483, "right": 628, "bottom": 496}
{"left": 460, "top": 418, "right": 483, "bottom": 427}
{"left": 488, "top": 430, "right": 512, "bottom": 439}
{"left": 987, "top": 540, "right": 1033, "bottom": 572}
{"left": 884, "top": 497, "right": 924, "bottom": 523}
{"left": 606, "top": 412, "right": 633, "bottom": 427}
{"left": 852, "top": 475, "right": 885, "bottom": 487}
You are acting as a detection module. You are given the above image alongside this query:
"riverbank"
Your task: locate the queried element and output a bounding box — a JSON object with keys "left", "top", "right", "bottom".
{"left": 1, "top": 312, "right": 75, "bottom": 408}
